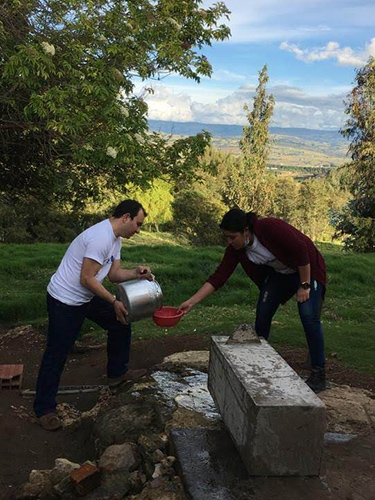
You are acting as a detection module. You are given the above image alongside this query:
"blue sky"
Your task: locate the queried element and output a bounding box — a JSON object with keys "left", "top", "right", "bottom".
{"left": 136, "top": 0, "right": 375, "bottom": 130}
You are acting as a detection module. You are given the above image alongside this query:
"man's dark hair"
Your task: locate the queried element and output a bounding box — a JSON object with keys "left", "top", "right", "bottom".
{"left": 219, "top": 208, "right": 256, "bottom": 233}
{"left": 113, "top": 200, "right": 147, "bottom": 219}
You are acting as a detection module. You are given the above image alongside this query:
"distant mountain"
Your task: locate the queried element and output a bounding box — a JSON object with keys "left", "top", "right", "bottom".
{"left": 148, "top": 119, "right": 346, "bottom": 145}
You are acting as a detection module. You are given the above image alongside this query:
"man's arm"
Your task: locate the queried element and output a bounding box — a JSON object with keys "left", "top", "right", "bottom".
{"left": 107, "top": 260, "right": 154, "bottom": 283}
{"left": 80, "top": 258, "right": 117, "bottom": 303}
{"left": 80, "top": 258, "right": 129, "bottom": 324}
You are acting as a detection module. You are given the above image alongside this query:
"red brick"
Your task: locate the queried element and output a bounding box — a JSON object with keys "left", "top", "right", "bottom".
{"left": 0, "top": 364, "right": 24, "bottom": 390}
{"left": 70, "top": 463, "right": 101, "bottom": 496}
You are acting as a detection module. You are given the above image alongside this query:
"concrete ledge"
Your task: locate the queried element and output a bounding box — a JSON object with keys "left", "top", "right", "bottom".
{"left": 208, "top": 336, "right": 326, "bottom": 476}
{"left": 170, "top": 428, "right": 250, "bottom": 500}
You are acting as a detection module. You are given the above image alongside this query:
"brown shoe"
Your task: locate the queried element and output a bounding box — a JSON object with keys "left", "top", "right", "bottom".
{"left": 108, "top": 368, "right": 147, "bottom": 388}
{"left": 37, "top": 413, "right": 62, "bottom": 431}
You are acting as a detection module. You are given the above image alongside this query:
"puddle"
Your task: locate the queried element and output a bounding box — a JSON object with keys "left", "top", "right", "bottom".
{"left": 151, "top": 370, "right": 221, "bottom": 421}
{"left": 324, "top": 432, "right": 357, "bottom": 444}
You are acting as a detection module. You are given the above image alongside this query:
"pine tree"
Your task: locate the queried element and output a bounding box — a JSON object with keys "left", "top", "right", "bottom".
{"left": 222, "top": 64, "right": 275, "bottom": 214}
{"left": 335, "top": 58, "right": 375, "bottom": 251}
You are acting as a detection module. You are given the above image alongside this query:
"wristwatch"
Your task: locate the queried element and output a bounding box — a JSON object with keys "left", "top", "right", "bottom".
{"left": 300, "top": 282, "right": 311, "bottom": 290}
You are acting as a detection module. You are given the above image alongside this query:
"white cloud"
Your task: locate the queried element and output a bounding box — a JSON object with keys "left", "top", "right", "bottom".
{"left": 205, "top": 69, "right": 247, "bottom": 81}
{"left": 142, "top": 86, "right": 194, "bottom": 122}
{"left": 143, "top": 83, "right": 347, "bottom": 130}
{"left": 280, "top": 38, "right": 375, "bottom": 67}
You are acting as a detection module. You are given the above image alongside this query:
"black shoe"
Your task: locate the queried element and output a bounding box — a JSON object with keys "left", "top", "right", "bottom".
{"left": 305, "top": 366, "right": 326, "bottom": 393}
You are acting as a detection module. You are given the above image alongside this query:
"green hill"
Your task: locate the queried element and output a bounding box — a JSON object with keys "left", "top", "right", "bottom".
{"left": 148, "top": 119, "right": 349, "bottom": 173}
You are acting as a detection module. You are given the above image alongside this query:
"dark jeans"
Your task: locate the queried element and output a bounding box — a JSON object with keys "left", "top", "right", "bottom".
{"left": 34, "top": 293, "right": 131, "bottom": 417}
{"left": 255, "top": 272, "right": 325, "bottom": 368}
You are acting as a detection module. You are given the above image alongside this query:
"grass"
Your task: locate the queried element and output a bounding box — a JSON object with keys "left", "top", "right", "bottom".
{"left": 0, "top": 233, "right": 374, "bottom": 373}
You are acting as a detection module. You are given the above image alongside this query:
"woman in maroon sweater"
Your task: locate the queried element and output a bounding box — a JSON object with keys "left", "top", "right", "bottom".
{"left": 179, "top": 208, "right": 327, "bottom": 392}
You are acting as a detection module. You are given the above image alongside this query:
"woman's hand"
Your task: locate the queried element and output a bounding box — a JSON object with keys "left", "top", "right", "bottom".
{"left": 296, "top": 287, "right": 310, "bottom": 303}
{"left": 135, "top": 265, "right": 155, "bottom": 281}
{"left": 178, "top": 299, "right": 195, "bottom": 315}
{"left": 114, "top": 300, "right": 129, "bottom": 324}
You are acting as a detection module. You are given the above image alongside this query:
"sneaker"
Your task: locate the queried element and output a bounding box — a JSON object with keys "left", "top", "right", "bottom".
{"left": 305, "top": 366, "right": 326, "bottom": 393}
{"left": 37, "top": 412, "right": 62, "bottom": 431}
{"left": 108, "top": 368, "right": 147, "bottom": 388}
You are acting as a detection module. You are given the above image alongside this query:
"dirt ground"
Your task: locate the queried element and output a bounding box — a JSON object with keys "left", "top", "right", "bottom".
{"left": 0, "top": 326, "right": 374, "bottom": 500}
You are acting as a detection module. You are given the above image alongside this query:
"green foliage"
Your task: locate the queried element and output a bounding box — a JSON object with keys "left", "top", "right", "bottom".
{"left": 0, "top": 197, "right": 103, "bottom": 243}
{"left": 127, "top": 178, "right": 174, "bottom": 230}
{"left": 171, "top": 189, "right": 226, "bottom": 245}
{"left": 335, "top": 57, "right": 375, "bottom": 251}
{"left": 0, "top": 0, "right": 230, "bottom": 207}
{"left": 222, "top": 64, "right": 275, "bottom": 214}
{"left": 272, "top": 176, "right": 301, "bottom": 226}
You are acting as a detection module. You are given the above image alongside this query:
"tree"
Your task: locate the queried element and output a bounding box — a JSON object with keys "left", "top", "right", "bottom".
{"left": 334, "top": 57, "right": 375, "bottom": 252}
{"left": 222, "top": 64, "right": 275, "bottom": 214}
{"left": 0, "top": 0, "right": 230, "bottom": 207}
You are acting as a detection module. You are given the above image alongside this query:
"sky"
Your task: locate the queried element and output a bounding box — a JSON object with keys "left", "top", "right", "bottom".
{"left": 135, "top": 0, "right": 375, "bottom": 130}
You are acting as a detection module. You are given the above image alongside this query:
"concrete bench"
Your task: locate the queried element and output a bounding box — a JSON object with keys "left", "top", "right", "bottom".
{"left": 208, "top": 336, "right": 326, "bottom": 476}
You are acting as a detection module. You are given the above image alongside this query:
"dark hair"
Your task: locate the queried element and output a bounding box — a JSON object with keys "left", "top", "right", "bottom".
{"left": 219, "top": 208, "right": 256, "bottom": 233}
{"left": 113, "top": 200, "right": 147, "bottom": 219}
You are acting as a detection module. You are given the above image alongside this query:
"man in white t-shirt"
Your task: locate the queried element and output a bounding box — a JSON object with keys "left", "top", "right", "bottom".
{"left": 34, "top": 200, "right": 153, "bottom": 431}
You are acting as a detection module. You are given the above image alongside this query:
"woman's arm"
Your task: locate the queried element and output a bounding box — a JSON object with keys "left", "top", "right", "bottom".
{"left": 178, "top": 282, "right": 216, "bottom": 314}
{"left": 296, "top": 263, "right": 311, "bottom": 303}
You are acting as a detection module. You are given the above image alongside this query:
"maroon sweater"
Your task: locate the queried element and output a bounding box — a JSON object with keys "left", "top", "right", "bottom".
{"left": 207, "top": 216, "right": 326, "bottom": 293}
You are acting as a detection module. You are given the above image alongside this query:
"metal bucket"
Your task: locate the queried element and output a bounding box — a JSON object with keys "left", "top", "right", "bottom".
{"left": 116, "top": 279, "right": 163, "bottom": 322}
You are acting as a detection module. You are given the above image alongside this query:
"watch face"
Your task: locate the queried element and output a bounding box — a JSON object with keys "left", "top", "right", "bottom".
{"left": 301, "top": 282, "right": 311, "bottom": 290}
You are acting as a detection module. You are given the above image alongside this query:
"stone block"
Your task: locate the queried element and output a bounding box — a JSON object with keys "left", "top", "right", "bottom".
{"left": 208, "top": 336, "right": 326, "bottom": 476}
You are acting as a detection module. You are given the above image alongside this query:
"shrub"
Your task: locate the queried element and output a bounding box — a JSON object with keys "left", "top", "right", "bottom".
{"left": 0, "top": 198, "right": 104, "bottom": 243}
{"left": 171, "top": 189, "right": 226, "bottom": 246}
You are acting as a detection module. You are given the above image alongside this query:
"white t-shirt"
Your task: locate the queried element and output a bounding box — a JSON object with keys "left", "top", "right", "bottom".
{"left": 47, "top": 219, "right": 121, "bottom": 305}
{"left": 246, "top": 235, "right": 295, "bottom": 274}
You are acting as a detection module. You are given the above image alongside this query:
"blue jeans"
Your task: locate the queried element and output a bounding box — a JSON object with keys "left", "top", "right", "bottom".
{"left": 255, "top": 272, "right": 325, "bottom": 368}
{"left": 34, "top": 293, "right": 131, "bottom": 417}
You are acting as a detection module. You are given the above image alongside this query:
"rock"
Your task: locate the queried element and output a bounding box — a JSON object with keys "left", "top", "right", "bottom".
{"left": 160, "top": 456, "right": 176, "bottom": 477}
{"left": 15, "top": 469, "right": 53, "bottom": 499}
{"left": 226, "top": 323, "right": 260, "bottom": 344}
{"left": 50, "top": 458, "right": 80, "bottom": 485}
{"left": 161, "top": 351, "right": 210, "bottom": 372}
{"left": 165, "top": 407, "right": 222, "bottom": 433}
{"left": 128, "top": 476, "right": 188, "bottom": 500}
{"left": 93, "top": 403, "right": 157, "bottom": 451}
{"left": 152, "top": 463, "right": 162, "bottom": 479}
{"left": 14, "top": 482, "right": 44, "bottom": 499}
{"left": 319, "top": 385, "right": 375, "bottom": 434}
{"left": 129, "top": 470, "right": 147, "bottom": 494}
{"left": 82, "top": 388, "right": 114, "bottom": 422}
{"left": 151, "top": 449, "right": 166, "bottom": 464}
{"left": 29, "top": 469, "right": 51, "bottom": 485}
{"left": 85, "top": 469, "right": 131, "bottom": 499}
{"left": 138, "top": 434, "right": 167, "bottom": 457}
{"left": 53, "top": 475, "right": 76, "bottom": 499}
{"left": 4, "top": 325, "right": 34, "bottom": 340}
{"left": 99, "top": 442, "right": 139, "bottom": 472}
{"left": 56, "top": 403, "right": 82, "bottom": 430}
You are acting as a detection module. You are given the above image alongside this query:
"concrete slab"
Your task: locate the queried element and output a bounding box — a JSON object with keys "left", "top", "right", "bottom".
{"left": 208, "top": 336, "right": 326, "bottom": 476}
{"left": 170, "top": 428, "right": 252, "bottom": 500}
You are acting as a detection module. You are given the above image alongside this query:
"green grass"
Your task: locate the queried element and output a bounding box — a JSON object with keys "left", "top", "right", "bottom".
{"left": 0, "top": 233, "right": 374, "bottom": 374}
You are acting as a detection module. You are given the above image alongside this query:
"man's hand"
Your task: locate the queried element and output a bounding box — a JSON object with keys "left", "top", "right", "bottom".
{"left": 296, "top": 287, "right": 310, "bottom": 303}
{"left": 114, "top": 300, "right": 129, "bottom": 324}
{"left": 135, "top": 265, "right": 154, "bottom": 281}
{"left": 178, "top": 299, "right": 195, "bottom": 315}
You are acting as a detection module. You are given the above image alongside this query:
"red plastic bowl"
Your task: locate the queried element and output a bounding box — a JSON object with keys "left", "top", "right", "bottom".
{"left": 153, "top": 306, "right": 183, "bottom": 327}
